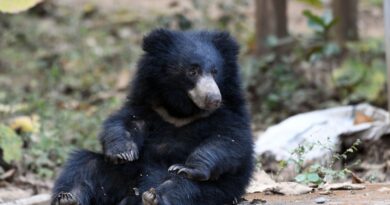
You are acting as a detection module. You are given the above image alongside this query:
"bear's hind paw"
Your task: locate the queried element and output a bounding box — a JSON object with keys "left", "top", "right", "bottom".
{"left": 52, "top": 192, "right": 78, "bottom": 205}
{"left": 142, "top": 188, "right": 158, "bottom": 205}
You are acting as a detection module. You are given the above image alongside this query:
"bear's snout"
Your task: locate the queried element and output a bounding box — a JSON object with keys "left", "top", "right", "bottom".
{"left": 205, "top": 93, "right": 221, "bottom": 110}
{"left": 188, "top": 75, "right": 221, "bottom": 111}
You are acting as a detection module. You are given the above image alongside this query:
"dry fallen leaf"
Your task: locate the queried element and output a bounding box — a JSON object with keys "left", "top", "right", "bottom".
{"left": 0, "top": 0, "right": 42, "bottom": 13}
{"left": 350, "top": 172, "right": 364, "bottom": 184}
{"left": 318, "top": 190, "right": 332, "bottom": 195}
{"left": 247, "top": 170, "right": 312, "bottom": 195}
{"left": 377, "top": 187, "right": 390, "bottom": 193}
{"left": 0, "top": 168, "right": 16, "bottom": 181}
{"left": 268, "top": 182, "right": 313, "bottom": 195}
{"left": 0, "top": 103, "right": 28, "bottom": 114}
{"left": 354, "top": 111, "right": 373, "bottom": 125}
{"left": 9, "top": 115, "right": 40, "bottom": 133}
{"left": 116, "top": 69, "right": 132, "bottom": 91}
{"left": 320, "top": 183, "right": 365, "bottom": 191}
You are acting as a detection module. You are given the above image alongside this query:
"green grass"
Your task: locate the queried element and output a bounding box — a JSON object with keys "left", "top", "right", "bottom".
{"left": 0, "top": 6, "right": 144, "bottom": 178}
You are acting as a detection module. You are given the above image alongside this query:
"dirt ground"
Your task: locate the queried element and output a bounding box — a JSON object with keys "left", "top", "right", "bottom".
{"left": 244, "top": 184, "right": 390, "bottom": 205}
{"left": 2, "top": 183, "right": 389, "bottom": 204}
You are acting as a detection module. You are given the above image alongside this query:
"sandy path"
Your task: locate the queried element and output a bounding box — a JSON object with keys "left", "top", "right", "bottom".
{"left": 244, "top": 183, "right": 390, "bottom": 205}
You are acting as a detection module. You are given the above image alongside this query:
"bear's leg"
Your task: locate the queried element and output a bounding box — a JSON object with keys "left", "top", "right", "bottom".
{"left": 52, "top": 150, "right": 140, "bottom": 205}
{"left": 52, "top": 150, "right": 99, "bottom": 205}
{"left": 141, "top": 173, "right": 248, "bottom": 205}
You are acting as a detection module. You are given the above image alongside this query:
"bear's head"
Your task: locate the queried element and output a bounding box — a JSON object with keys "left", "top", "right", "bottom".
{"left": 130, "top": 29, "right": 243, "bottom": 119}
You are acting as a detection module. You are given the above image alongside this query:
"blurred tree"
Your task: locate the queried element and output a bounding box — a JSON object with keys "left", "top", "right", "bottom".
{"left": 255, "top": 0, "right": 272, "bottom": 56}
{"left": 331, "top": 0, "right": 359, "bottom": 44}
{"left": 255, "top": 0, "right": 289, "bottom": 56}
{"left": 272, "top": 0, "right": 288, "bottom": 38}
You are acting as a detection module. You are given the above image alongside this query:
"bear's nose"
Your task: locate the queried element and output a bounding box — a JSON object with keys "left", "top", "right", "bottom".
{"left": 205, "top": 93, "right": 222, "bottom": 110}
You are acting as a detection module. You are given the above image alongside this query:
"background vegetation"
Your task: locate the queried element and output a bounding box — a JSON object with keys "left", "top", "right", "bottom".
{"left": 0, "top": 0, "right": 387, "bottom": 190}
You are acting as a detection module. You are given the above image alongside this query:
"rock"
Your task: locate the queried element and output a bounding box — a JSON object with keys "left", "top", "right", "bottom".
{"left": 315, "top": 197, "right": 327, "bottom": 204}
{"left": 237, "top": 199, "right": 266, "bottom": 205}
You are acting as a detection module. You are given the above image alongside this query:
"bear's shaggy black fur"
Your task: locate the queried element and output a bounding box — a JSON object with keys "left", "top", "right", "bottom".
{"left": 51, "top": 29, "right": 254, "bottom": 205}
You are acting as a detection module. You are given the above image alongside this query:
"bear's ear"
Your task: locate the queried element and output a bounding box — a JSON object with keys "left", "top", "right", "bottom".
{"left": 211, "top": 31, "right": 240, "bottom": 58}
{"left": 142, "top": 28, "right": 175, "bottom": 54}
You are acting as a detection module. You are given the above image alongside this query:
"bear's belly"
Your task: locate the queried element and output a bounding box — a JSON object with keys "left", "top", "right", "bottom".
{"left": 142, "top": 129, "right": 200, "bottom": 165}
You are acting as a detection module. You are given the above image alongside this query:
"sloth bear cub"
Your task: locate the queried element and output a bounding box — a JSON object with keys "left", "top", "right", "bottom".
{"left": 51, "top": 29, "right": 254, "bottom": 205}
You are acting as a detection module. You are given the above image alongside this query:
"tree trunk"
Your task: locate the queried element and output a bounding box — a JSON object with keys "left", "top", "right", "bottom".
{"left": 272, "top": 0, "right": 288, "bottom": 38}
{"left": 255, "top": 0, "right": 272, "bottom": 56}
{"left": 255, "top": 0, "right": 288, "bottom": 56}
{"left": 331, "top": 0, "right": 359, "bottom": 44}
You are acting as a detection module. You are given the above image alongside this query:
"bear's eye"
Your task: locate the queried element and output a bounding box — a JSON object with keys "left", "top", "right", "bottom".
{"left": 188, "top": 70, "right": 198, "bottom": 77}
{"left": 188, "top": 65, "right": 200, "bottom": 77}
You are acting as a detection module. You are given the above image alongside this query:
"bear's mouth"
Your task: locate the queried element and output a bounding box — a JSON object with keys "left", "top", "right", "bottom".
{"left": 188, "top": 75, "right": 222, "bottom": 111}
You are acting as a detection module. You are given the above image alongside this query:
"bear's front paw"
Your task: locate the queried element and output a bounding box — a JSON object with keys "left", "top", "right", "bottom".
{"left": 105, "top": 138, "right": 139, "bottom": 164}
{"left": 168, "top": 164, "right": 210, "bottom": 181}
{"left": 51, "top": 192, "right": 78, "bottom": 205}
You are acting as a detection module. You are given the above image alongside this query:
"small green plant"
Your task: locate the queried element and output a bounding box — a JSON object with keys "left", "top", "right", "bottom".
{"left": 297, "top": 0, "right": 323, "bottom": 8}
{"left": 0, "top": 124, "right": 23, "bottom": 164}
{"left": 301, "top": 9, "right": 341, "bottom": 63}
{"left": 281, "top": 139, "right": 361, "bottom": 185}
{"left": 294, "top": 163, "right": 323, "bottom": 185}
{"left": 303, "top": 9, "right": 337, "bottom": 40}
{"left": 367, "top": 0, "right": 383, "bottom": 7}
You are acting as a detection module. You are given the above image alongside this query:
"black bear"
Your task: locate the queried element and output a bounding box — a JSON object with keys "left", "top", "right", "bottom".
{"left": 51, "top": 29, "right": 254, "bottom": 205}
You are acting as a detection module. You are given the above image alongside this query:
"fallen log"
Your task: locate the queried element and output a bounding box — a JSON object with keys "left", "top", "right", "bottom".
{"left": 0, "top": 194, "right": 50, "bottom": 205}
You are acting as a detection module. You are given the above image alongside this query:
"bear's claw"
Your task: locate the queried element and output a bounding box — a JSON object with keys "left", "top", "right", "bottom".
{"left": 168, "top": 164, "right": 210, "bottom": 181}
{"left": 106, "top": 140, "right": 139, "bottom": 164}
{"left": 52, "top": 192, "right": 78, "bottom": 205}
